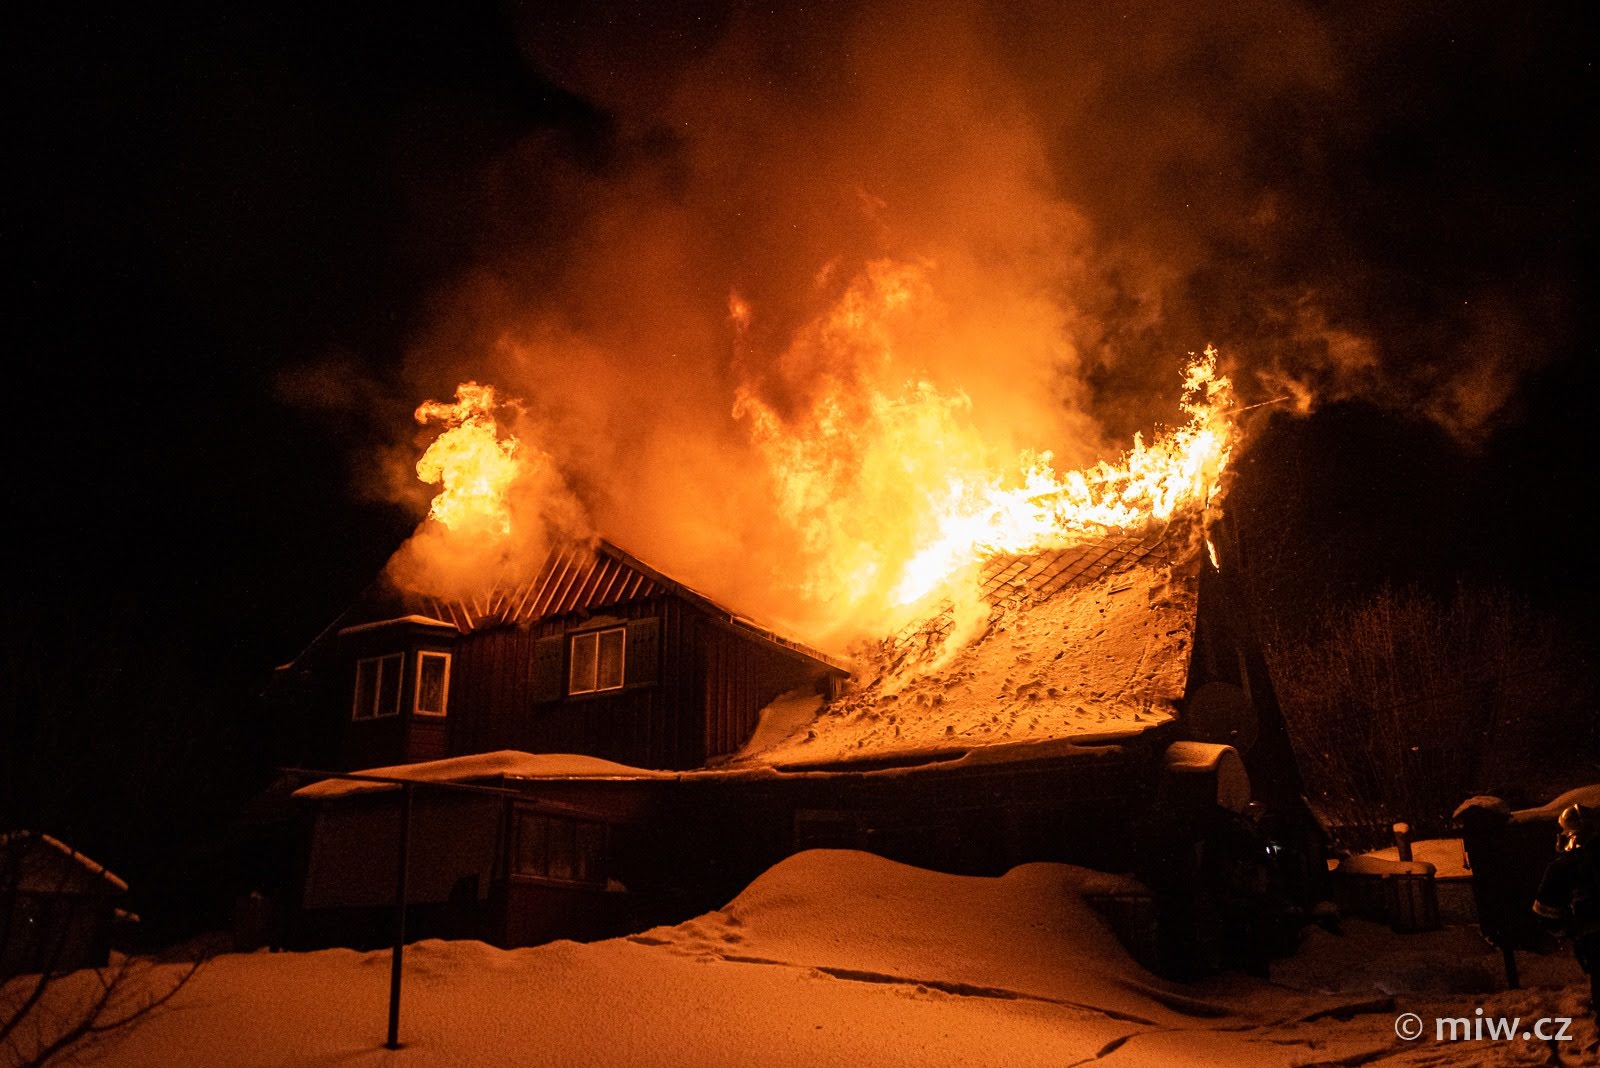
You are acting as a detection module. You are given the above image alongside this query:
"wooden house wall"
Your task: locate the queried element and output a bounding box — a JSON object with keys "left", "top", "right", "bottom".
{"left": 657, "top": 736, "right": 1167, "bottom": 909}
{"left": 341, "top": 699, "right": 406, "bottom": 770}
{"left": 699, "top": 621, "right": 829, "bottom": 761}
{"left": 313, "top": 591, "right": 837, "bottom": 774}
{"left": 450, "top": 595, "right": 703, "bottom": 770}
{"left": 446, "top": 593, "right": 835, "bottom": 770}
{"left": 325, "top": 624, "right": 457, "bottom": 770}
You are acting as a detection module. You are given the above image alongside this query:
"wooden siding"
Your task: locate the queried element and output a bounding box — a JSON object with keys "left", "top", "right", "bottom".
{"left": 450, "top": 596, "right": 705, "bottom": 770}
{"left": 301, "top": 539, "right": 843, "bottom": 772}
{"left": 700, "top": 620, "right": 826, "bottom": 761}
{"left": 445, "top": 593, "right": 833, "bottom": 771}
{"left": 330, "top": 624, "right": 458, "bottom": 770}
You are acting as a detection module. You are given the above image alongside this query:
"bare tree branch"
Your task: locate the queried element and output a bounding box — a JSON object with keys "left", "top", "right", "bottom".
{"left": 2, "top": 835, "right": 208, "bottom": 1068}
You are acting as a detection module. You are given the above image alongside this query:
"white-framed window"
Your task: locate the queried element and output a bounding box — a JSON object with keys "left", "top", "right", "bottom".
{"left": 568, "top": 626, "right": 625, "bottom": 695}
{"left": 352, "top": 654, "right": 403, "bottom": 720}
{"left": 414, "top": 651, "right": 451, "bottom": 716}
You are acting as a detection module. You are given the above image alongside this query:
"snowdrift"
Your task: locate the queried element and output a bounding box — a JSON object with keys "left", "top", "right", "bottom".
{"left": 16, "top": 850, "right": 1590, "bottom": 1068}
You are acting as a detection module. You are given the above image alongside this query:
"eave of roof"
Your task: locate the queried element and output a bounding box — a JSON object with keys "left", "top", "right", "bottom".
{"left": 335, "top": 614, "right": 457, "bottom": 637}
{"left": 0, "top": 831, "right": 129, "bottom": 892}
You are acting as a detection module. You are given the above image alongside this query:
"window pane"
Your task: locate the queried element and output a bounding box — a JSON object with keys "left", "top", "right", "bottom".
{"left": 353, "top": 660, "right": 378, "bottom": 719}
{"left": 597, "top": 629, "right": 625, "bottom": 690}
{"left": 417, "top": 653, "right": 449, "bottom": 714}
{"left": 569, "top": 632, "right": 598, "bottom": 694}
{"left": 515, "top": 814, "right": 547, "bottom": 877}
{"left": 546, "top": 818, "right": 576, "bottom": 882}
{"left": 574, "top": 821, "right": 605, "bottom": 884}
{"left": 378, "top": 655, "right": 403, "bottom": 716}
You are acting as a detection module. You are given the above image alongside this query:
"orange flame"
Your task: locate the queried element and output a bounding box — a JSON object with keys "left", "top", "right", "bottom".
{"left": 735, "top": 269, "right": 1236, "bottom": 630}
{"left": 414, "top": 382, "right": 521, "bottom": 535}
{"left": 891, "top": 349, "right": 1233, "bottom": 605}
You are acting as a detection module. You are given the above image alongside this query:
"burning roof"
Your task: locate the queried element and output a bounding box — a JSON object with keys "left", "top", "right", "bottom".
{"left": 729, "top": 517, "right": 1204, "bottom": 770}
{"left": 294, "top": 537, "right": 845, "bottom": 675}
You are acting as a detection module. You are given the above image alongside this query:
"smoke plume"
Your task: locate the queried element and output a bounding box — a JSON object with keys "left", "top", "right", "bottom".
{"left": 346, "top": 0, "right": 1580, "bottom": 646}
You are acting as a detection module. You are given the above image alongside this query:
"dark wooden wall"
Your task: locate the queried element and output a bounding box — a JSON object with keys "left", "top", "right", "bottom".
{"left": 446, "top": 594, "right": 833, "bottom": 771}
{"left": 308, "top": 592, "right": 838, "bottom": 773}
{"left": 449, "top": 596, "right": 691, "bottom": 768}
{"left": 323, "top": 623, "right": 457, "bottom": 771}
{"left": 699, "top": 620, "right": 827, "bottom": 761}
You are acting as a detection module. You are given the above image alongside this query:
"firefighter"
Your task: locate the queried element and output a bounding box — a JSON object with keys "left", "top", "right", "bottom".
{"left": 1533, "top": 803, "right": 1600, "bottom": 1024}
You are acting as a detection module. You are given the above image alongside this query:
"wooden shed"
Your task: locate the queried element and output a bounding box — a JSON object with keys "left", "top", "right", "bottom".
{"left": 1, "top": 832, "right": 129, "bottom": 977}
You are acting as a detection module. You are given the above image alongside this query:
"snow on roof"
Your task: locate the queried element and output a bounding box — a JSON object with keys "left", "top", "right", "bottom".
{"left": 0, "top": 830, "right": 128, "bottom": 893}
{"left": 1511, "top": 783, "right": 1600, "bottom": 824}
{"left": 1451, "top": 784, "right": 1600, "bottom": 825}
{"left": 335, "top": 614, "right": 457, "bottom": 637}
{"left": 292, "top": 750, "right": 673, "bottom": 800}
{"left": 1451, "top": 794, "right": 1512, "bottom": 822}
{"left": 733, "top": 521, "right": 1201, "bottom": 769}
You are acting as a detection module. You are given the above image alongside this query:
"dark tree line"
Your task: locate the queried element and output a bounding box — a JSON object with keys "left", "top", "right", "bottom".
{"left": 1228, "top": 402, "right": 1599, "bottom": 839}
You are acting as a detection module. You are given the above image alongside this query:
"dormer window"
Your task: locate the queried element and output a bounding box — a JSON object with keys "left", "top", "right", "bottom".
{"left": 352, "top": 654, "right": 403, "bottom": 720}
{"left": 569, "top": 627, "right": 625, "bottom": 695}
{"left": 415, "top": 651, "right": 452, "bottom": 716}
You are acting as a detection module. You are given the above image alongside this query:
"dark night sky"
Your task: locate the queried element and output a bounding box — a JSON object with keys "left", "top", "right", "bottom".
{"left": 3, "top": 1, "right": 1594, "bottom": 923}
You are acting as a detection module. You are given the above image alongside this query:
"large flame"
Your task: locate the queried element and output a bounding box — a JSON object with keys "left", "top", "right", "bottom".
{"left": 414, "top": 382, "right": 522, "bottom": 535}
{"left": 405, "top": 278, "right": 1236, "bottom": 643}
{"left": 891, "top": 349, "right": 1233, "bottom": 605}
{"left": 734, "top": 268, "right": 1236, "bottom": 631}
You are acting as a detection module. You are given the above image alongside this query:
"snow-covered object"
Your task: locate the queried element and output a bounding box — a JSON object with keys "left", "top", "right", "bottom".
{"left": 1451, "top": 794, "right": 1512, "bottom": 823}
{"left": 0, "top": 830, "right": 128, "bottom": 894}
{"left": 1163, "top": 742, "right": 1251, "bottom": 812}
{"left": 1510, "top": 783, "right": 1600, "bottom": 824}
{"left": 1335, "top": 854, "right": 1436, "bottom": 878}
{"left": 735, "top": 525, "right": 1201, "bottom": 769}
{"left": 1351, "top": 839, "right": 1468, "bottom": 879}
{"left": 1451, "top": 785, "right": 1600, "bottom": 827}
{"left": 292, "top": 750, "right": 670, "bottom": 800}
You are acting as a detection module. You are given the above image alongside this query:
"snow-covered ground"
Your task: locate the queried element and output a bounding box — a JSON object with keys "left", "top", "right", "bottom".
{"left": 11, "top": 850, "right": 1593, "bottom": 1067}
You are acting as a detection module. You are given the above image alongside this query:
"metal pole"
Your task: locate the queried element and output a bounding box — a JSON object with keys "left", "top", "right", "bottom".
{"left": 386, "top": 782, "right": 413, "bottom": 1050}
{"left": 1501, "top": 944, "right": 1520, "bottom": 990}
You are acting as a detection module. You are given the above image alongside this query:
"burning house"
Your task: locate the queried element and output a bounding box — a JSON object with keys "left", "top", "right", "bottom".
{"left": 266, "top": 348, "right": 1317, "bottom": 971}
{"left": 275, "top": 519, "right": 1308, "bottom": 967}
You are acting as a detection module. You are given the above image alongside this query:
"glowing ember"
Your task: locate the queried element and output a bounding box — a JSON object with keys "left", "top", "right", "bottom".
{"left": 414, "top": 382, "right": 521, "bottom": 535}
